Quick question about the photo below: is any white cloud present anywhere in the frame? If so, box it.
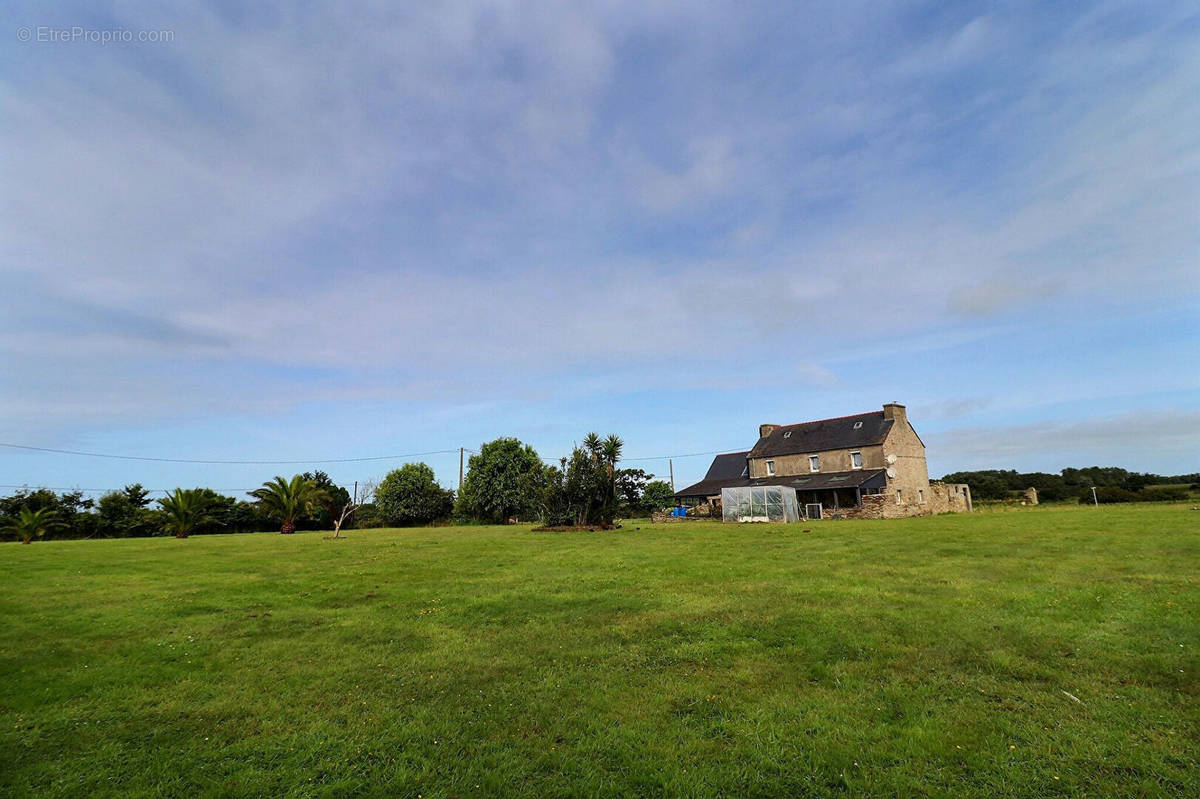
[1,0,1196,445]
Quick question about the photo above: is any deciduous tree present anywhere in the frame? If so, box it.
[376,464,453,526]
[456,438,545,523]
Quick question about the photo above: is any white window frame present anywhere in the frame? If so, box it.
[850,451,862,470]
[919,489,925,504]
[765,460,775,476]
[809,455,820,472]
[896,488,903,505]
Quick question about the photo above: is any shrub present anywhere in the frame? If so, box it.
[376,463,454,526]
[1141,485,1189,502]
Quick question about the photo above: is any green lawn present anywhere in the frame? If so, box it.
[2,505,1197,797]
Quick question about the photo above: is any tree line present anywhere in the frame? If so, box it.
[1,434,677,542]
[939,466,1199,504]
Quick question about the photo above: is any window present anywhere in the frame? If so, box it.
[809,455,819,472]
[783,431,792,438]
[919,489,925,503]
[853,420,863,429]
[765,460,775,476]
[850,451,862,469]
[896,489,903,504]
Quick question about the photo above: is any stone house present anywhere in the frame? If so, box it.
[674,403,972,519]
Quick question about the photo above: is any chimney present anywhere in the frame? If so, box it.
[759,423,778,439]
[882,402,906,422]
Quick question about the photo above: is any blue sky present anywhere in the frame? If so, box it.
[2,1,1197,498]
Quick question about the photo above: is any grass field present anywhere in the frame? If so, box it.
[2,505,1197,797]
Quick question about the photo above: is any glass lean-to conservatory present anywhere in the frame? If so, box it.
[721,485,801,523]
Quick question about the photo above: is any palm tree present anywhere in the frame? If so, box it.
[601,435,623,523]
[250,475,327,534]
[583,432,603,462]
[157,488,209,539]
[577,432,624,525]
[2,507,65,544]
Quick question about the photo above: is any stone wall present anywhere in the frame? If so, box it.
[749,445,884,478]
[926,481,973,514]
[879,412,930,513]
[823,481,972,520]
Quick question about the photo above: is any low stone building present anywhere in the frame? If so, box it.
[675,403,971,519]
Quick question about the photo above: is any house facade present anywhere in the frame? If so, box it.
[675,403,972,519]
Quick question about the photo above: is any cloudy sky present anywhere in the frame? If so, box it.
[2,1,1197,497]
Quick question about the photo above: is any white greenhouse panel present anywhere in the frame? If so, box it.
[721,485,800,523]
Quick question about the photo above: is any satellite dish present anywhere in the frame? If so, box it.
[886,454,897,465]
[886,467,897,479]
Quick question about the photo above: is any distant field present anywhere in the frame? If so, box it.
[2,505,1197,797]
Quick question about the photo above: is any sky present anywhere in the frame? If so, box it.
[2,0,1198,500]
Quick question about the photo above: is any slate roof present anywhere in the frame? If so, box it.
[675,467,887,498]
[674,451,748,498]
[748,411,893,459]
[703,451,750,481]
[747,469,887,492]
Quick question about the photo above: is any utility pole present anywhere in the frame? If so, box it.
[1091,486,1099,507]
[459,447,465,491]
[669,458,675,493]
[353,480,358,504]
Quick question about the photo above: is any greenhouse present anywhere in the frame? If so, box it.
[721,485,801,523]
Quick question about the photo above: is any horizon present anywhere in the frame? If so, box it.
[3,2,1197,499]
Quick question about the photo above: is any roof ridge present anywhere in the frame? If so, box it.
[774,410,881,429]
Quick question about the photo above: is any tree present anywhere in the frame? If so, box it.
[97,484,156,538]
[0,488,94,540]
[376,463,454,526]
[586,433,624,524]
[456,438,545,523]
[2,507,65,544]
[157,489,211,539]
[541,433,624,526]
[640,481,676,514]
[301,471,351,530]
[616,468,652,516]
[331,481,374,539]
[250,475,327,534]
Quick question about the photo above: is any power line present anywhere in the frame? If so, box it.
[622,449,744,462]
[0,442,460,465]
[0,439,736,466]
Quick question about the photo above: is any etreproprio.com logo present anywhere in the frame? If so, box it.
[17,26,175,44]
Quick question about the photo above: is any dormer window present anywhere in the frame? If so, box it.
[783,431,792,438]
[765,460,775,476]
[853,421,863,429]
[809,455,819,472]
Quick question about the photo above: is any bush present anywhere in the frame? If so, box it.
[1079,486,1142,504]
[1141,486,1189,502]
[375,463,455,526]
[1079,485,1189,504]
